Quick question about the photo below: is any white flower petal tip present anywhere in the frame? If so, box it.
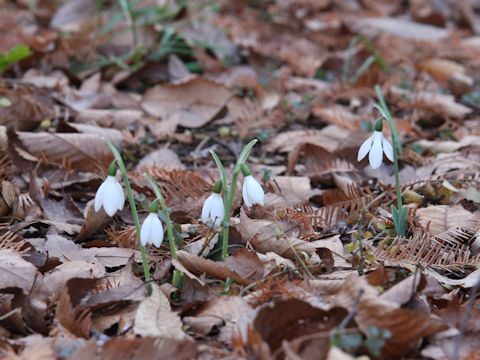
[242,175,264,208]
[94,176,125,217]
[140,213,164,247]
[357,131,394,169]
[201,193,225,228]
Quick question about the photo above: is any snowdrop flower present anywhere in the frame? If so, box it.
[357,120,394,169]
[241,165,264,207]
[94,162,125,216]
[201,181,225,227]
[140,201,164,247]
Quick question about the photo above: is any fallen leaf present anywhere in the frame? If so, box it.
[142,77,232,128]
[136,147,185,171]
[14,131,121,173]
[0,249,37,294]
[353,17,449,41]
[416,205,473,235]
[183,296,252,344]
[175,250,252,286]
[133,284,186,339]
[312,275,448,359]
[224,248,265,281]
[235,298,347,360]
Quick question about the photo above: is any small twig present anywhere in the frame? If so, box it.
[339,289,364,329]
[452,277,480,360]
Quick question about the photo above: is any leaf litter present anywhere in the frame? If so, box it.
[0,0,480,359]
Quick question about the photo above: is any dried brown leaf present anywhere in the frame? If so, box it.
[133,284,185,339]
[175,250,251,285]
[142,77,232,128]
[0,249,37,294]
[183,296,252,344]
[416,205,473,236]
[14,131,121,173]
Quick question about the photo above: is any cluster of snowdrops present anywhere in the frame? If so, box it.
[94,110,396,252]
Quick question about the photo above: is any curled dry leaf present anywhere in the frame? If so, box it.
[237,210,317,259]
[133,284,186,339]
[142,77,232,128]
[75,200,109,243]
[175,250,252,286]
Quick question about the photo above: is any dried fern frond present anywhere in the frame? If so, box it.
[375,215,480,276]
[146,168,213,202]
[0,231,30,254]
[0,154,11,181]
[280,186,372,229]
[106,225,136,249]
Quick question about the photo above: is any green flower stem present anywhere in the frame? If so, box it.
[374,85,407,235]
[210,150,231,260]
[145,173,183,289]
[106,141,152,296]
[210,139,258,260]
[145,174,176,259]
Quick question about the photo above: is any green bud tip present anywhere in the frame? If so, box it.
[241,164,251,177]
[149,199,159,213]
[107,161,117,176]
[374,119,383,132]
[212,180,222,194]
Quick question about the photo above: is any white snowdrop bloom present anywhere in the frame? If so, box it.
[357,130,394,170]
[94,175,125,216]
[242,175,264,208]
[201,192,225,227]
[140,212,164,247]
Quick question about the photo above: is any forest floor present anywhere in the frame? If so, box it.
[1,1,480,359]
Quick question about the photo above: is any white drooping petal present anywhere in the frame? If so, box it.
[210,194,225,227]
[140,213,164,247]
[243,175,264,207]
[201,194,214,224]
[242,180,252,208]
[94,179,108,212]
[357,134,374,161]
[94,176,124,216]
[115,180,125,211]
[382,135,394,162]
[369,132,384,169]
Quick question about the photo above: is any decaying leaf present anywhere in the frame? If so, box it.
[0,249,37,294]
[14,131,121,173]
[133,284,185,339]
[234,298,347,360]
[142,77,232,128]
[183,296,252,344]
